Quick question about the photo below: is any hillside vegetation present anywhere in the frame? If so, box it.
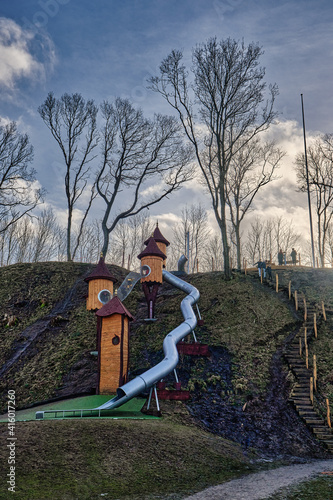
[0,262,332,499]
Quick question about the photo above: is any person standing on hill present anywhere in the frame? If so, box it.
[291,248,297,265]
[254,259,262,277]
[278,249,284,266]
[266,264,272,281]
[261,260,266,278]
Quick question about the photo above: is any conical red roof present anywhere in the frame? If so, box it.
[144,223,170,246]
[138,237,166,260]
[84,256,117,283]
[96,295,134,319]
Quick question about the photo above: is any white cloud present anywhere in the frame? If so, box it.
[0,17,55,89]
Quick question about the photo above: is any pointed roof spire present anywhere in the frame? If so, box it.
[138,237,167,260]
[144,222,170,247]
[84,255,117,283]
[96,295,134,319]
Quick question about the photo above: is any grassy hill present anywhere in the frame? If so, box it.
[0,262,332,499]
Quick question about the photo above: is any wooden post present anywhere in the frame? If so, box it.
[288,281,291,300]
[322,301,327,321]
[305,340,309,369]
[294,290,298,311]
[299,336,302,357]
[314,313,317,338]
[313,354,317,391]
[196,258,199,273]
[303,297,307,321]
[276,273,279,293]
[327,398,331,428]
[310,377,314,404]
[260,270,263,284]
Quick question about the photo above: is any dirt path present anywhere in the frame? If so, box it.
[184,459,333,499]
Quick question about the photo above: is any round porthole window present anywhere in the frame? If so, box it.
[112,335,120,346]
[98,289,112,305]
[141,264,151,278]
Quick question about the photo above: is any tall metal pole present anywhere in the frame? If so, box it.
[186,230,190,273]
[301,94,316,268]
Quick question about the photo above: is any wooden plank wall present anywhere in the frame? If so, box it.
[99,314,129,394]
[156,242,167,263]
[86,278,114,310]
[141,256,163,283]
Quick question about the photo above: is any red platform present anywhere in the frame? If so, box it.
[177,342,210,356]
[155,389,191,400]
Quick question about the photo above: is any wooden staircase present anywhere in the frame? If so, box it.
[245,269,333,453]
[284,302,333,452]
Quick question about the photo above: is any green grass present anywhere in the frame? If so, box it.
[267,475,333,499]
[0,396,158,421]
[0,263,332,499]
[0,416,252,500]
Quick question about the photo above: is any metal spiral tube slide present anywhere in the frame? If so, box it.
[35,270,199,418]
[95,270,199,411]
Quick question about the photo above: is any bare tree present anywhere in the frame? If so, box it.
[149,37,278,278]
[201,234,224,272]
[38,92,99,261]
[172,204,211,272]
[97,98,193,256]
[31,208,60,262]
[226,139,284,269]
[327,223,333,266]
[295,136,333,267]
[245,216,301,265]
[109,212,154,269]
[0,121,43,233]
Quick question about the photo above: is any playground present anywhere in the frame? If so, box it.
[0,229,333,499]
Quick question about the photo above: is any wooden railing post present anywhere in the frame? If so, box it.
[313,354,317,391]
[305,340,309,369]
[288,281,291,300]
[276,273,279,293]
[327,399,331,428]
[322,301,327,321]
[314,313,317,338]
[303,297,307,321]
[294,290,298,311]
[310,377,313,404]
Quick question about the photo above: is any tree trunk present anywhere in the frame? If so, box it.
[236,224,241,270]
[220,185,231,279]
[66,207,72,261]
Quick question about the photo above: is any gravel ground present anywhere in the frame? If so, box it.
[184,459,333,500]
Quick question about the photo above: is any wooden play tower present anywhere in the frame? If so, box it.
[138,236,166,320]
[144,222,170,267]
[96,296,134,394]
[84,255,117,310]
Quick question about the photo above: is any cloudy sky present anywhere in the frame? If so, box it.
[1,0,333,256]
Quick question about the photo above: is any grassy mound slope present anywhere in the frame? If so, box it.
[0,263,332,499]
[0,407,252,500]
